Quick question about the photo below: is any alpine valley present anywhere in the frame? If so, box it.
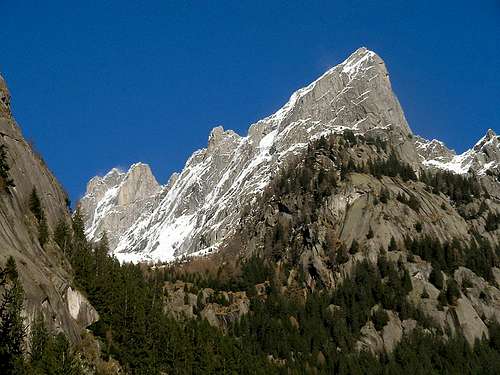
[1,48,500,374]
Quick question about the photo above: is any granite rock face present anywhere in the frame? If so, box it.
[80,48,499,263]
[82,48,414,261]
[80,163,160,250]
[0,73,98,342]
[162,280,250,330]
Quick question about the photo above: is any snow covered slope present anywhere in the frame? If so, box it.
[415,129,500,175]
[80,47,498,262]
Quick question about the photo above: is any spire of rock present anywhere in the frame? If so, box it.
[79,162,160,249]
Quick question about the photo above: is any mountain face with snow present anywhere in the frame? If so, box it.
[415,129,500,176]
[80,48,499,263]
[80,163,160,250]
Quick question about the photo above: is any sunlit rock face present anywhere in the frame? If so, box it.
[80,162,160,250]
[0,72,95,342]
[80,48,499,263]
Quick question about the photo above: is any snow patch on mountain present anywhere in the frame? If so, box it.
[415,129,499,175]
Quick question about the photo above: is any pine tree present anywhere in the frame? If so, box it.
[367,227,374,239]
[437,291,448,309]
[446,279,460,305]
[0,144,15,192]
[54,218,71,254]
[4,256,18,280]
[388,236,398,252]
[0,257,26,374]
[380,188,390,204]
[38,216,49,247]
[28,187,49,247]
[28,314,82,374]
[372,308,389,331]
[421,288,429,299]
[336,245,349,264]
[29,188,43,222]
[485,212,499,232]
[414,222,422,233]
[29,313,49,365]
[402,268,412,293]
[429,266,444,290]
[72,207,87,246]
[349,239,360,254]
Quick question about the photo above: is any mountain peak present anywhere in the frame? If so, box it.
[473,128,499,152]
[207,126,241,151]
[80,162,160,249]
[486,128,497,138]
[340,47,378,79]
[128,162,155,177]
[257,47,411,142]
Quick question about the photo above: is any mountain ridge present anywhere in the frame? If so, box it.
[79,47,499,263]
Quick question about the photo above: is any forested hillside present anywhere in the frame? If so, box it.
[47,210,500,374]
[6,130,500,374]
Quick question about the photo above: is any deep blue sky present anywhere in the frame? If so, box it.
[1,1,499,203]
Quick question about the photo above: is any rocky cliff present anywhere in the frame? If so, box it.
[80,163,160,250]
[80,48,499,263]
[0,74,98,342]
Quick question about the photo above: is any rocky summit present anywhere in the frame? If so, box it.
[80,163,160,251]
[80,48,500,263]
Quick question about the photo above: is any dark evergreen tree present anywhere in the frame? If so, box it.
[27,314,82,374]
[367,227,374,239]
[0,144,15,192]
[414,222,423,233]
[54,218,71,255]
[0,257,26,374]
[38,216,49,247]
[29,188,43,222]
[380,188,390,204]
[421,288,430,299]
[429,266,444,290]
[349,239,360,254]
[446,278,461,305]
[29,313,49,366]
[28,187,49,247]
[388,236,398,252]
[343,129,356,145]
[372,308,389,331]
[485,212,499,232]
[336,244,349,264]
